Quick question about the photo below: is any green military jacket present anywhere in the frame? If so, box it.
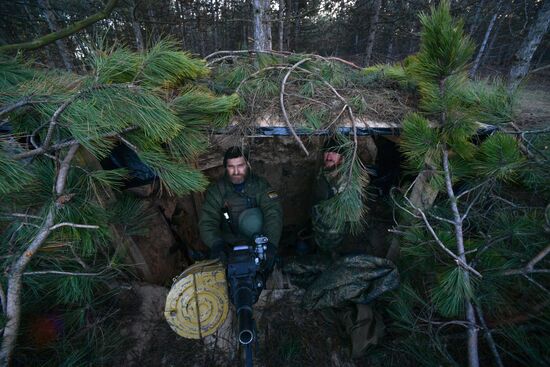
[199,173,283,248]
[311,169,348,250]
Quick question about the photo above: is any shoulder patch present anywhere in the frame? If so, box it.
[267,190,279,199]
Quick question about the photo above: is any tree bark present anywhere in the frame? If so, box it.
[442,149,479,367]
[470,1,502,78]
[480,18,502,66]
[468,0,486,36]
[252,0,272,51]
[131,0,145,52]
[278,0,285,51]
[364,0,382,66]
[508,0,550,91]
[0,0,119,53]
[36,0,74,71]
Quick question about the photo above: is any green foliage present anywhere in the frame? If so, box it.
[1,39,239,366]
[316,135,370,234]
[431,267,475,317]
[475,133,525,181]
[460,78,516,125]
[139,39,209,88]
[109,194,154,237]
[138,151,208,195]
[91,39,209,88]
[387,3,545,366]
[400,113,440,169]
[91,47,141,84]
[172,89,240,128]
[302,107,328,130]
[414,0,474,80]
[0,150,34,194]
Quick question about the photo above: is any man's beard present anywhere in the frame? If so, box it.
[229,171,247,184]
[323,160,339,172]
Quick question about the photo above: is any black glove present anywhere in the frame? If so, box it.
[210,241,228,265]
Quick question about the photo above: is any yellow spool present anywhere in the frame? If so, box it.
[164,259,229,339]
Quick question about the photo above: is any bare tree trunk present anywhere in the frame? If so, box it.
[470,1,502,78]
[468,0,486,35]
[480,18,502,67]
[278,0,284,51]
[364,0,382,66]
[508,0,550,91]
[252,0,272,51]
[37,0,74,71]
[131,0,144,52]
[386,33,394,62]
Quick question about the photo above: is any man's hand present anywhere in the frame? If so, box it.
[210,241,228,265]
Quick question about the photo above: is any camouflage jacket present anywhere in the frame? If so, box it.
[199,173,283,248]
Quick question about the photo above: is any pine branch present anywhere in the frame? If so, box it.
[0,282,5,315]
[23,270,105,277]
[0,144,79,365]
[49,222,100,231]
[55,144,79,195]
[12,126,138,160]
[1,213,43,220]
[400,192,482,278]
[522,274,550,296]
[501,244,550,276]
[0,97,32,117]
[474,305,504,367]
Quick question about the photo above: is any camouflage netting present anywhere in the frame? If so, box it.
[206,52,416,133]
[283,254,400,309]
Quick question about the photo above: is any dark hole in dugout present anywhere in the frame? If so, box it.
[98,134,404,284]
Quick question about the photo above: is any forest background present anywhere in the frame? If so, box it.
[1,0,549,76]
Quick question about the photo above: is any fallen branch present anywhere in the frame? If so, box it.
[23,270,105,277]
[12,126,138,160]
[502,244,550,276]
[49,222,100,231]
[42,94,81,150]
[475,305,504,367]
[402,194,482,278]
[0,283,5,315]
[0,144,79,365]
[280,58,311,156]
[0,98,32,118]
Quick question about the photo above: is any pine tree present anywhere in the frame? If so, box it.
[371,2,549,366]
[0,40,239,365]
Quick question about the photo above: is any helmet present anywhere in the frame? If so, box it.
[238,207,263,238]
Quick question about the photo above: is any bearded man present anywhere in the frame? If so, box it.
[311,138,348,253]
[199,146,282,270]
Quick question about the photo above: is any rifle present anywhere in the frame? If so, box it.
[226,235,269,367]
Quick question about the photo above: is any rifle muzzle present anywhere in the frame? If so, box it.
[238,308,254,344]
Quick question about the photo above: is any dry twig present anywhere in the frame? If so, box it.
[280,58,311,156]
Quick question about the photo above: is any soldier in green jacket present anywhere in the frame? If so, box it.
[311,138,348,253]
[199,146,283,269]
